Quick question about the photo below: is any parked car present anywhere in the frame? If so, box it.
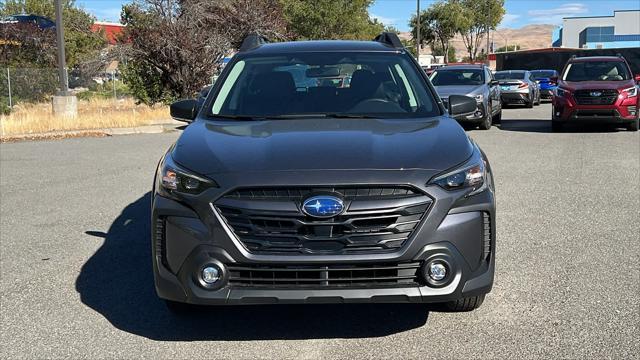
[0,14,55,29]
[430,64,502,129]
[157,33,496,313]
[552,55,639,132]
[494,70,540,108]
[530,69,559,101]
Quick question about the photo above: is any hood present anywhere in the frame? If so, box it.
[434,85,483,98]
[172,117,473,176]
[560,80,635,91]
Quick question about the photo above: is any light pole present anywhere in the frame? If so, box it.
[416,0,420,62]
[52,0,77,117]
[495,30,508,52]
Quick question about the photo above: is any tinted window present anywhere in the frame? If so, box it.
[531,70,557,79]
[210,52,438,119]
[563,61,631,81]
[430,69,484,86]
[494,71,525,80]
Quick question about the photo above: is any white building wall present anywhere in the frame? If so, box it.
[614,11,640,35]
[561,16,615,48]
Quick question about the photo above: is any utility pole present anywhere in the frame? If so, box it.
[486,0,491,65]
[52,0,77,117]
[55,0,68,94]
[416,0,420,62]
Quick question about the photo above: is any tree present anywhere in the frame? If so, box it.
[121,0,290,104]
[431,43,456,63]
[0,0,105,67]
[457,0,505,61]
[281,0,383,40]
[410,1,464,63]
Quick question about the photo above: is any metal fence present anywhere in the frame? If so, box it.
[1,67,127,113]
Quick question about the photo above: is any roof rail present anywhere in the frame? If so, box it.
[239,33,269,52]
[373,32,404,49]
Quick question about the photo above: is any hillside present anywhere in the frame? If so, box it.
[399,24,556,60]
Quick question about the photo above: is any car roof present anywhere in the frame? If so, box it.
[242,40,403,54]
[495,70,527,73]
[569,56,626,62]
[531,69,557,72]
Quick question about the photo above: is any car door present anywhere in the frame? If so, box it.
[486,68,499,112]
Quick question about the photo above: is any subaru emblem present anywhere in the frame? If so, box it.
[302,195,344,218]
[590,91,602,97]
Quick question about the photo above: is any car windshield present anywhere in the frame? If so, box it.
[563,61,631,81]
[430,69,484,86]
[209,52,438,119]
[494,71,525,80]
[531,71,556,79]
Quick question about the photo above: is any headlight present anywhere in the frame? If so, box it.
[429,145,487,196]
[473,94,483,103]
[157,153,217,196]
[623,86,637,98]
[556,88,569,97]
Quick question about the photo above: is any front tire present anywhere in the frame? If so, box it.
[478,105,492,130]
[445,295,485,312]
[534,91,541,106]
[526,94,534,108]
[492,109,502,124]
[628,119,639,131]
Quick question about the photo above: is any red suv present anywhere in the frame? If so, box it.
[552,56,640,132]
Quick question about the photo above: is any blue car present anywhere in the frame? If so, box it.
[530,70,559,101]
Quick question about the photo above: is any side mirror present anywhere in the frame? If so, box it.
[550,76,559,83]
[634,74,640,83]
[489,80,499,86]
[448,95,477,117]
[170,99,197,123]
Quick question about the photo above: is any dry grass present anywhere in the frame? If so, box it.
[0,98,169,137]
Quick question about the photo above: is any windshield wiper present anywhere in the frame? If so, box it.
[211,114,263,121]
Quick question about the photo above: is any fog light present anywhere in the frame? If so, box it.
[201,266,220,284]
[429,262,447,281]
[474,111,483,117]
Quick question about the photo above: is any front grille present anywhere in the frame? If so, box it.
[574,89,618,105]
[225,186,421,201]
[216,186,432,255]
[228,262,422,288]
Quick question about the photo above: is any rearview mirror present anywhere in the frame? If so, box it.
[306,67,340,78]
[448,95,477,117]
[170,99,197,123]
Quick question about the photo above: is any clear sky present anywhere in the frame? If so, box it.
[78,0,640,31]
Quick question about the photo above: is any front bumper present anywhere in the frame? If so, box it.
[553,95,638,123]
[152,171,496,305]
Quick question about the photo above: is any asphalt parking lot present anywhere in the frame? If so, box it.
[1,103,638,358]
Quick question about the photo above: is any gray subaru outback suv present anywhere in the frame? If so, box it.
[430,64,503,130]
[154,33,496,313]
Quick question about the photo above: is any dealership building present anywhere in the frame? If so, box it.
[552,10,640,49]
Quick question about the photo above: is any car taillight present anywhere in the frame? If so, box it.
[518,83,528,89]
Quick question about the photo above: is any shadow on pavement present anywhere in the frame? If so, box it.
[497,119,626,133]
[76,192,429,341]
